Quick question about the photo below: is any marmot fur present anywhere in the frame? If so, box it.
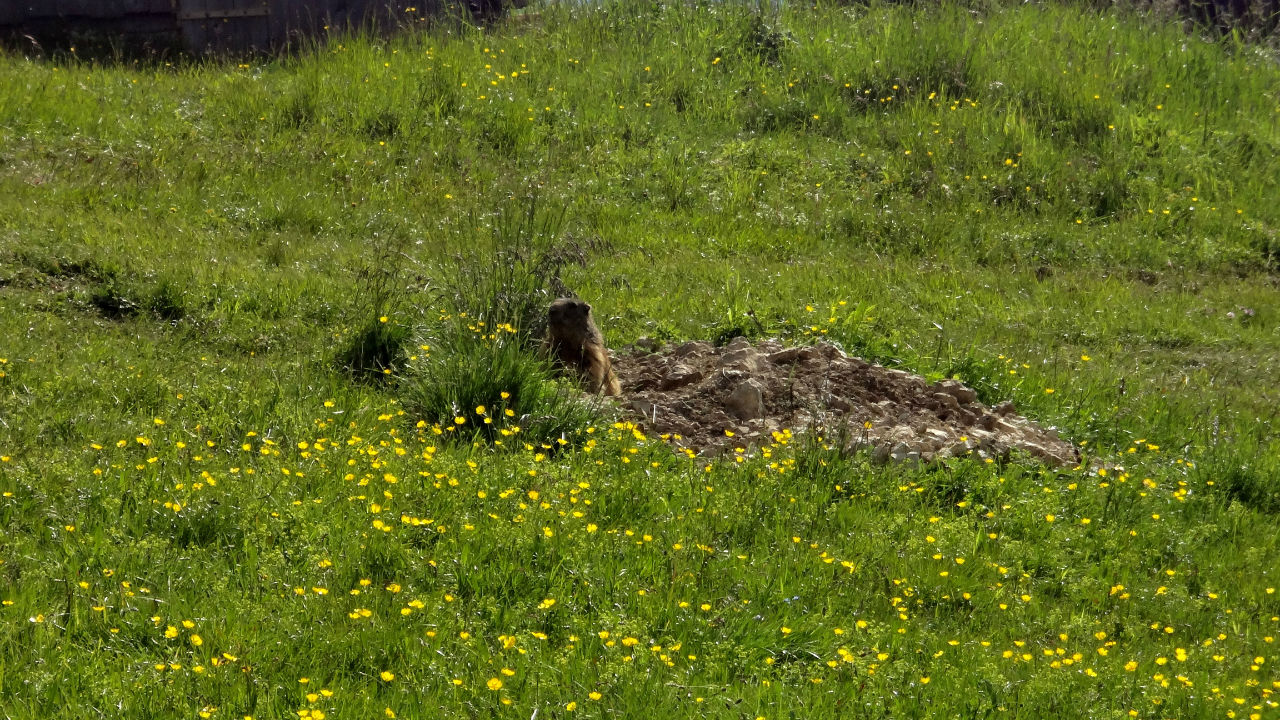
[545,297,621,396]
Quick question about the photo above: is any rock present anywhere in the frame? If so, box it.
[672,341,713,359]
[935,379,978,405]
[819,344,844,360]
[609,338,1079,468]
[848,437,876,454]
[796,347,820,362]
[888,425,915,444]
[1021,440,1078,466]
[719,347,760,372]
[1019,440,1056,464]
[770,344,841,366]
[798,346,836,364]
[931,393,961,412]
[767,347,803,364]
[660,363,702,390]
[726,379,766,420]
[630,399,656,419]
[993,418,1020,434]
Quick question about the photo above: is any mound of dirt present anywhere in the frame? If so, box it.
[612,337,1079,466]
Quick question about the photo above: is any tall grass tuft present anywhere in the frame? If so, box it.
[336,316,413,379]
[398,315,606,447]
[336,229,416,379]
[438,192,602,347]
[404,191,614,445]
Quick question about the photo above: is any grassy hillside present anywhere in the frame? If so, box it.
[1,2,1278,717]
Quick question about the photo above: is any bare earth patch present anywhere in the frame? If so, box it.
[612,337,1079,466]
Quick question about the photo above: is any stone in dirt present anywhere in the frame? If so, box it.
[660,363,702,390]
[726,379,766,419]
[612,338,1079,466]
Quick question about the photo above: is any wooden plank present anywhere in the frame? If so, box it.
[206,0,232,52]
[249,6,269,51]
[326,0,355,32]
[220,17,242,53]
[177,4,267,20]
[5,0,169,21]
[267,0,293,48]
[279,0,326,40]
[55,0,102,17]
[178,0,273,54]
[119,0,163,13]
[209,0,268,54]
[232,0,267,53]
[176,0,210,53]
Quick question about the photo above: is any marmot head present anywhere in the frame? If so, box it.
[548,297,591,325]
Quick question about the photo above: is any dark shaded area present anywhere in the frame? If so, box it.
[1064,0,1279,38]
[1165,0,1279,38]
[0,0,527,60]
[3,0,1275,62]
[335,316,412,379]
[1213,464,1280,513]
[0,15,184,62]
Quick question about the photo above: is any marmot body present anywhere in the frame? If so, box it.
[546,297,621,396]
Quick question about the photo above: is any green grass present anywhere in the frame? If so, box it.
[1,1,1279,717]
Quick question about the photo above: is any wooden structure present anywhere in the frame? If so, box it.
[0,0,470,55]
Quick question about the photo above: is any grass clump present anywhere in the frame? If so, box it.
[439,193,605,344]
[398,315,605,447]
[401,193,610,445]
[335,230,416,379]
[336,315,413,378]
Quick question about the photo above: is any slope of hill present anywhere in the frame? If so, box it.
[1,2,1278,717]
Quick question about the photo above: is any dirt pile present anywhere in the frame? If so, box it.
[612,337,1079,466]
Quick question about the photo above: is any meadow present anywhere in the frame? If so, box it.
[1,1,1278,717]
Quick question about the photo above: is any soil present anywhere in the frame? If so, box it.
[611,337,1079,466]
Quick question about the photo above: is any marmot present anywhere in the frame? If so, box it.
[545,297,621,396]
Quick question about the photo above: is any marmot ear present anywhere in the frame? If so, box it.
[581,301,592,314]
